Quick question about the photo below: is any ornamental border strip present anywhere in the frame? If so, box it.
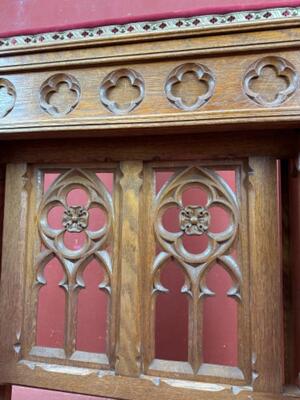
[0,6,300,51]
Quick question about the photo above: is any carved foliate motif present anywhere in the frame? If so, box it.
[243,56,299,107]
[153,166,241,299]
[40,73,81,117]
[100,68,145,114]
[180,205,210,235]
[165,63,216,111]
[63,206,89,233]
[0,78,16,118]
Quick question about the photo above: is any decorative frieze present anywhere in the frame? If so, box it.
[0,7,299,51]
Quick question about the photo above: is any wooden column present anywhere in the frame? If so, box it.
[0,164,29,380]
[248,157,283,393]
[115,161,143,377]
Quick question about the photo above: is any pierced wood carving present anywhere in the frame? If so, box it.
[154,167,241,298]
[243,56,299,107]
[150,166,242,375]
[164,63,216,111]
[63,206,89,233]
[40,73,81,117]
[100,69,145,115]
[0,78,16,118]
[180,205,210,235]
[36,169,113,359]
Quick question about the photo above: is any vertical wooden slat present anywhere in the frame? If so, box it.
[248,157,283,393]
[190,287,201,373]
[115,161,143,377]
[65,286,78,358]
[142,165,155,371]
[0,164,29,380]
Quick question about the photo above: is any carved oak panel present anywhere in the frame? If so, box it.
[142,161,251,385]
[0,156,284,399]
[25,167,116,367]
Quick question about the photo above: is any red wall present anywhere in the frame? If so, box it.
[1,0,300,37]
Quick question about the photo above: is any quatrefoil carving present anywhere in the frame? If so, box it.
[100,69,145,115]
[165,63,216,111]
[153,166,241,299]
[0,78,16,118]
[243,56,299,107]
[38,169,113,265]
[40,73,81,117]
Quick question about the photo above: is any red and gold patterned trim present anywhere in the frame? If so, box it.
[0,6,299,52]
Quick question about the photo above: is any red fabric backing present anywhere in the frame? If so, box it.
[1,0,300,37]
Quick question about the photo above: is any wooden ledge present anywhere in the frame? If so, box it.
[0,12,300,141]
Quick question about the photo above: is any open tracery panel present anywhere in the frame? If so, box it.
[0,155,283,400]
[142,161,251,384]
[2,164,120,373]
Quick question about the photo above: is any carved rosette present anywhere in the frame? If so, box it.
[100,68,145,115]
[0,78,16,118]
[153,167,241,299]
[37,169,113,290]
[180,205,210,235]
[40,73,81,117]
[63,206,89,233]
[164,63,216,111]
[243,56,299,107]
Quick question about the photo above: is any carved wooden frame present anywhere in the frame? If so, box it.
[0,12,299,400]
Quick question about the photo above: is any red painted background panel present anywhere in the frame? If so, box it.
[1,0,300,37]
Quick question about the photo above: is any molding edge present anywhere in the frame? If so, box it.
[1,6,300,53]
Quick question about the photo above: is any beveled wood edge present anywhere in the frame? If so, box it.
[2,30,300,73]
[0,6,300,55]
[0,113,300,140]
[0,131,297,161]
[0,361,299,400]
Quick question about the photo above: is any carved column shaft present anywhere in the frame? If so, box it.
[115,161,143,376]
[248,157,283,392]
